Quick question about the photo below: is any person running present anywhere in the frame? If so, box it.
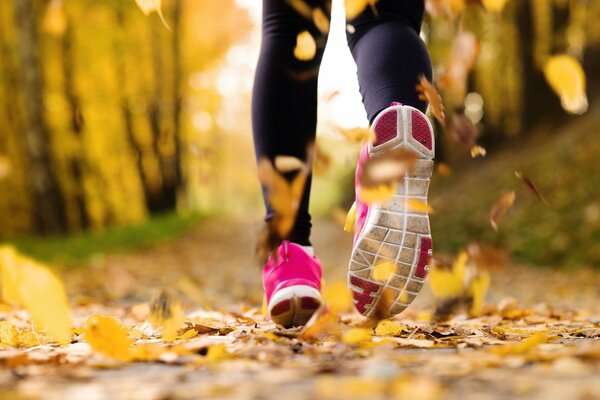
[253,0,435,327]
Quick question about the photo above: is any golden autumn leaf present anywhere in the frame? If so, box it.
[372,261,396,282]
[428,252,467,299]
[85,314,133,361]
[491,331,549,356]
[337,127,372,143]
[470,145,487,158]
[0,321,18,347]
[312,8,330,34]
[344,202,357,232]
[490,191,516,231]
[358,182,396,204]
[299,313,341,342]
[416,75,445,125]
[406,198,434,214]
[345,0,379,19]
[294,31,317,61]
[482,0,509,12]
[286,0,312,19]
[42,0,67,37]
[543,54,588,114]
[0,246,73,345]
[149,291,186,342]
[374,320,409,337]
[342,327,372,345]
[323,281,353,314]
[134,0,171,30]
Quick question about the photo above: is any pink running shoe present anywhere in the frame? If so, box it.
[349,103,435,317]
[263,241,323,327]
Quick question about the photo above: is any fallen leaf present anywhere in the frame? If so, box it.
[374,320,409,337]
[490,191,516,231]
[342,328,372,345]
[84,314,133,361]
[491,331,549,356]
[294,31,317,61]
[0,322,18,347]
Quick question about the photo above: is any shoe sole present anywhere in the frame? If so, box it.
[348,105,435,318]
[268,285,322,327]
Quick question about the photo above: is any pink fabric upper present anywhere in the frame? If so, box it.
[262,241,322,303]
[354,145,370,244]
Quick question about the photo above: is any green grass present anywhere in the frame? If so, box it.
[430,107,600,268]
[4,212,203,267]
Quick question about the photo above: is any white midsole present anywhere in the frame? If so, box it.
[268,285,322,315]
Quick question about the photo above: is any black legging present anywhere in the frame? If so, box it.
[252,0,432,246]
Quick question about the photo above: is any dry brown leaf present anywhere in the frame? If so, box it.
[515,171,549,206]
[490,191,516,231]
[416,75,445,125]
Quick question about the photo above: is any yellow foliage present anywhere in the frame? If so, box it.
[372,261,396,282]
[406,199,434,214]
[374,320,409,337]
[543,55,588,114]
[323,281,353,314]
[0,246,73,345]
[84,314,133,362]
[342,327,372,345]
[491,331,549,356]
[205,343,230,363]
[358,182,396,204]
[344,202,356,232]
[428,251,467,299]
[294,31,317,61]
[0,321,18,347]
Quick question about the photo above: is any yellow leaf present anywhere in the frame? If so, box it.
[294,31,317,61]
[206,343,229,363]
[312,8,330,34]
[130,342,166,361]
[85,314,133,361]
[342,327,372,345]
[358,182,396,204]
[323,281,352,314]
[345,0,378,19]
[0,321,18,347]
[543,55,588,114]
[134,0,171,30]
[372,261,396,282]
[406,198,434,214]
[274,155,305,173]
[374,320,408,337]
[428,251,467,298]
[0,246,72,345]
[482,0,509,12]
[337,127,371,143]
[492,331,549,356]
[149,291,186,342]
[17,330,40,348]
[344,202,357,232]
[468,271,490,316]
[470,145,487,158]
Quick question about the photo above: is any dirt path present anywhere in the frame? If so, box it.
[3,217,600,400]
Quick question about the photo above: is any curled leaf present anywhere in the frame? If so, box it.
[490,191,516,231]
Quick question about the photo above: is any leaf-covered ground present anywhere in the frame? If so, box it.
[1,218,600,400]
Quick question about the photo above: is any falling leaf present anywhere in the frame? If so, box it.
[299,313,341,342]
[0,246,73,345]
[149,291,186,342]
[84,314,133,361]
[490,191,516,231]
[312,8,330,34]
[294,31,317,61]
[323,282,353,314]
[482,0,509,12]
[286,0,312,18]
[342,328,372,345]
[372,261,396,282]
[42,0,67,37]
[134,0,171,30]
[344,202,357,232]
[447,109,478,148]
[436,163,452,176]
[406,199,434,214]
[313,144,331,176]
[470,145,487,158]
[374,320,409,337]
[337,127,371,143]
[515,171,549,206]
[416,75,445,125]
[543,54,588,114]
[274,155,305,173]
[428,252,467,299]
[467,271,490,316]
[358,148,417,188]
[345,0,379,19]
[358,182,397,204]
[363,287,396,326]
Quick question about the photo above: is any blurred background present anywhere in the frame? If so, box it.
[0,0,599,283]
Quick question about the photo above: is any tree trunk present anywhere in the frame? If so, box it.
[14,0,67,234]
